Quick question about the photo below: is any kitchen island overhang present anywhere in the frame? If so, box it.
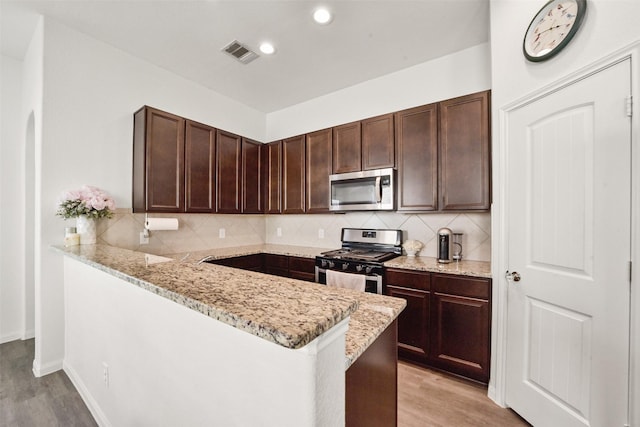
[53,244,405,426]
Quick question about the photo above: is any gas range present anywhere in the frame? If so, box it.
[315,228,403,293]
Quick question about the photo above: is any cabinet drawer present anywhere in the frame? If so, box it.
[263,254,289,269]
[289,256,315,273]
[385,268,430,291]
[431,274,490,300]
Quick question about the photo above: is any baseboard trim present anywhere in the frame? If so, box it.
[32,358,63,377]
[63,361,111,427]
[0,332,23,344]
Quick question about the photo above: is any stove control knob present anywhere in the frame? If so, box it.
[342,263,349,271]
[328,261,335,269]
[356,265,364,272]
[365,266,373,274]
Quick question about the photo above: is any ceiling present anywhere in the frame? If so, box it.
[1,0,490,113]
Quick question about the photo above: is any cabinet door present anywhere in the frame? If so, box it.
[362,113,395,170]
[387,285,430,364]
[261,141,282,214]
[395,103,438,211]
[282,135,306,214]
[216,130,242,213]
[430,274,491,383]
[289,256,316,282]
[439,90,491,211]
[133,106,185,212]
[185,120,215,213]
[305,128,332,213]
[332,121,361,174]
[242,139,262,213]
[264,253,289,277]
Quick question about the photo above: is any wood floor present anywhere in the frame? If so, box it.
[1,339,529,426]
[398,361,530,427]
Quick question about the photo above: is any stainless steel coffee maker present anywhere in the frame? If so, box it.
[437,228,453,263]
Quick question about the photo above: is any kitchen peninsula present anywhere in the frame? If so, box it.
[53,244,405,427]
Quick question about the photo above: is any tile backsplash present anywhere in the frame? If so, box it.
[96,209,490,261]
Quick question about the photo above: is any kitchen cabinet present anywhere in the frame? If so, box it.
[396,91,490,212]
[216,130,242,214]
[185,120,216,213]
[332,121,361,174]
[395,103,439,211]
[288,256,316,282]
[385,268,491,383]
[242,139,262,213]
[207,254,264,272]
[305,128,332,213]
[385,268,430,364]
[429,274,491,383]
[361,113,395,170]
[439,90,491,211]
[261,141,282,214]
[264,253,289,277]
[282,135,306,214]
[133,106,185,213]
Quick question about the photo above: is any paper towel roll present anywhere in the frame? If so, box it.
[145,218,179,231]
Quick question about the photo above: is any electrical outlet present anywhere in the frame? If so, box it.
[318,228,325,239]
[219,228,226,239]
[276,227,282,237]
[102,362,109,388]
[139,231,149,245]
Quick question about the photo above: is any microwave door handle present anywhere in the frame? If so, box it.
[375,176,382,203]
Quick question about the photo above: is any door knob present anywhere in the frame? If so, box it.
[506,271,521,282]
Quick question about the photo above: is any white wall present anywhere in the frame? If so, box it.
[266,43,491,141]
[29,17,267,373]
[489,1,640,422]
[0,55,25,342]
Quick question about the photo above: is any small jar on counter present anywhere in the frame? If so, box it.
[64,226,80,247]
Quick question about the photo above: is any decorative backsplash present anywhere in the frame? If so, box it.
[95,209,490,261]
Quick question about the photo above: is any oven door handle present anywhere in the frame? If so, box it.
[315,267,383,294]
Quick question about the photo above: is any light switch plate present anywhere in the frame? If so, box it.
[318,229,325,239]
[277,227,282,237]
[219,228,226,238]
[139,231,149,245]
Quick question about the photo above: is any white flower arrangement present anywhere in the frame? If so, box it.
[56,185,116,219]
[402,239,424,256]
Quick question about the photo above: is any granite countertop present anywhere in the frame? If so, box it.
[384,256,492,278]
[170,244,332,264]
[53,244,406,369]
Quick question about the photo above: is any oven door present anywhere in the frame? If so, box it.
[315,267,382,294]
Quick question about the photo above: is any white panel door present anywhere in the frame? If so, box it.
[506,59,631,426]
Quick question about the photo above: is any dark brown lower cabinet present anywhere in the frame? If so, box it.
[205,254,263,272]
[263,253,289,277]
[429,274,491,383]
[385,268,491,383]
[288,256,316,282]
[346,319,397,427]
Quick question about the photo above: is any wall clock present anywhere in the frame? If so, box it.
[523,0,587,62]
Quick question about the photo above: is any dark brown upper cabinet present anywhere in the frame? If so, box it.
[395,103,439,211]
[242,139,262,214]
[361,113,395,170]
[216,130,242,214]
[133,106,185,213]
[305,128,332,213]
[185,120,216,213]
[282,135,306,214]
[261,141,282,214]
[439,91,491,211]
[332,121,361,174]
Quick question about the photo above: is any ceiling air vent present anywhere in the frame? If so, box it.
[222,40,259,64]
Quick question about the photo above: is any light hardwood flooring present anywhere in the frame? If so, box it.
[398,361,530,427]
[1,339,529,426]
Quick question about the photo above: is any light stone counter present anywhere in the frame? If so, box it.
[53,244,405,369]
[169,244,332,263]
[384,256,491,278]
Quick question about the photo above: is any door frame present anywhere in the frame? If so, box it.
[490,41,640,426]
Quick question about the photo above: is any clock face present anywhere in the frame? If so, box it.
[523,0,586,62]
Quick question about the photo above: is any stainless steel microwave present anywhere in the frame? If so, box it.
[329,168,395,211]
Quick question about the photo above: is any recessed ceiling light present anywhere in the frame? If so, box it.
[313,7,332,25]
[259,42,275,55]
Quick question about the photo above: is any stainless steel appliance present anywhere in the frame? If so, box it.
[437,227,453,263]
[315,228,403,294]
[452,232,463,261]
[329,168,395,212]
